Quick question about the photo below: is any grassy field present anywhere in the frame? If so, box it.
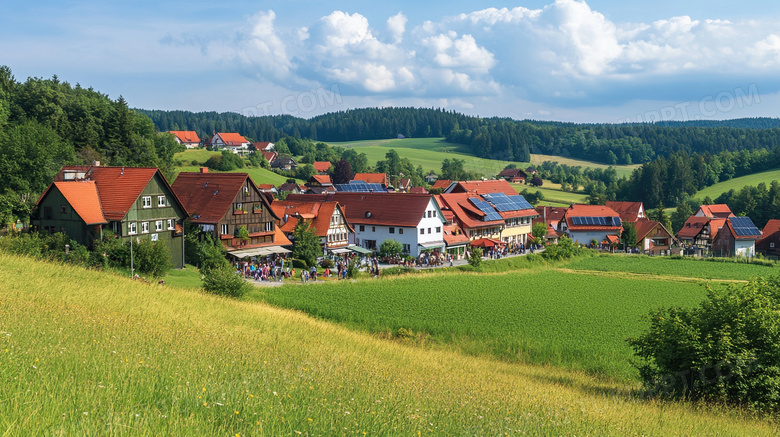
[512,183,588,205]
[696,168,780,200]
[2,253,777,435]
[251,267,709,381]
[566,254,779,281]
[327,137,640,178]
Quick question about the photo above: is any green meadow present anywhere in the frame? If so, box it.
[696,168,780,200]
[2,252,778,435]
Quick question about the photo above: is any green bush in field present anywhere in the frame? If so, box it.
[468,247,483,267]
[629,277,780,413]
[202,262,247,298]
[542,236,581,261]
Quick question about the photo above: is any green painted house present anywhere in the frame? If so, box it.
[35,165,189,268]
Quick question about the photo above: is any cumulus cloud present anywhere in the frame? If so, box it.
[226,1,780,105]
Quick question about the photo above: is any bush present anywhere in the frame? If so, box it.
[468,247,483,267]
[132,239,172,278]
[382,266,419,276]
[202,263,247,298]
[319,258,333,269]
[541,236,584,261]
[291,258,308,269]
[628,277,780,412]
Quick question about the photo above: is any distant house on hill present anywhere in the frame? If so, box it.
[210,133,251,155]
[353,173,389,188]
[445,180,517,196]
[270,156,298,171]
[695,204,734,219]
[252,141,275,152]
[278,182,304,195]
[312,161,332,174]
[431,179,452,191]
[496,168,527,183]
[261,151,278,166]
[169,131,201,148]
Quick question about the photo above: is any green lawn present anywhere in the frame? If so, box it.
[512,183,588,205]
[696,168,780,200]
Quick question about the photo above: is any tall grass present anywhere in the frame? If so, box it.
[1,253,776,435]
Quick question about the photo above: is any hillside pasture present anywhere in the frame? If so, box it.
[695,168,780,200]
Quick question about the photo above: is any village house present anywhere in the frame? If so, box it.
[558,204,623,247]
[430,179,452,191]
[252,141,275,152]
[710,216,761,257]
[305,174,336,194]
[692,219,727,254]
[496,168,528,183]
[444,179,518,196]
[171,169,290,259]
[270,156,298,171]
[605,201,645,223]
[533,206,566,244]
[278,182,304,195]
[261,151,278,166]
[312,161,332,174]
[36,164,188,268]
[168,130,201,148]
[290,193,446,257]
[756,219,780,257]
[435,193,505,243]
[256,184,278,195]
[695,204,734,219]
[209,133,251,155]
[634,219,676,255]
[271,199,353,256]
[353,173,389,188]
[677,216,710,247]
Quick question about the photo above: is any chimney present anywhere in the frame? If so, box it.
[91,160,100,167]
[200,167,209,173]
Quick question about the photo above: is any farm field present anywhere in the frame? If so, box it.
[696,168,780,200]
[565,254,778,282]
[251,268,708,381]
[172,149,301,186]
[511,183,588,205]
[3,253,777,435]
[327,137,640,178]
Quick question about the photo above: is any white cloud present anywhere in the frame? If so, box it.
[387,12,407,44]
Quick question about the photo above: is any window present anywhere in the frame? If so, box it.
[60,205,67,214]
[221,224,229,235]
[372,226,376,232]
[772,243,776,248]
[359,225,365,232]
[151,233,158,241]
[435,226,441,233]
[129,222,137,235]
[236,202,243,211]
[402,244,410,253]
[141,222,149,234]
[142,196,152,208]
[420,228,424,235]
[168,219,175,230]
[158,196,166,207]
[428,228,432,234]
[155,220,164,232]
[399,228,403,234]
[389,227,395,234]
[265,222,272,232]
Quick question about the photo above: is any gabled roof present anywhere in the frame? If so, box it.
[447,180,517,196]
[312,161,332,173]
[287,193,435,227]
[677,216,710,239]
[215,133,248,146]
[605,201,644,223]
[261,151,277,163]
[534,206,567,226]
[309,174,332,186]
[353,173,388,186]
[278,182,302,193]
[253,141,274,150]
[256,184,277,192]
[38,181,107,225]
[54,166,176,221]
[705,219,728,241]
[563,204,622,231]
[409,187,428,194]
[761,219,780,237]
[497,168,527,179]
[271,200,352,236]
[724,217,761,240]
[169,131,200,143]
[633,218,674,242]
[697,204,734,219]
[443,224,470,246]
[431,180,452,190]
[172,172,275,224]
[437,193,505,230]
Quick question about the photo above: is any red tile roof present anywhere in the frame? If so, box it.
[677,216,710,240]
[707,219,728,241]
[54,166,172,221]
[497,168,527,179]
[287,192,434,227]
[762,219,780,236]
[312,161,332,173]
[256,184,276,191]
[698,204,734,219]
[353,173,388,186]
[169,131,200,143]
[409,187,428,194]
[44,181,107,225]
[448,180,517,196]
[634,219,663,242]
[271,200,352,237]
[261,151,277,163]
[172,172,275,224]
[443,223,470,246]
[309,174,332,186]
[605,201,644,223]
[534,206,567,227]
[431,180,452,190]
[216,133,248,146]
[563,204,622,231]
[253,141,274,150]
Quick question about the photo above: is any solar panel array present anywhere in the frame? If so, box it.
[482,193,534,212]
[468,198,504,221]
[730,216,760,237]
[570,216,622,227]
[334,181,387,192]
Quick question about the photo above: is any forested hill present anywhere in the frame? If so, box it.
[141,107,780,166]
[655,117,780,129]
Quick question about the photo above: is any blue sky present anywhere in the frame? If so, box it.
[3,0,780,122]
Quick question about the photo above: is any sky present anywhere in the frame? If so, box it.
[3,0,780,123]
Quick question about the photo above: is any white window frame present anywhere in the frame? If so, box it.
[155,220,164,232]
[265,222,272,232]
[168,219,175,230]
[151,233,159,242]
[141,222,149,234]
[128,222,137,235]
[221,224,229,235]
[157,195,166,207]
[142,196,152,208]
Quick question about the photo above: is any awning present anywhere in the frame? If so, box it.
[329,247,352,254]
[603,235,620,245]
[418,240,445,249]
[347,245,373,254]
[227,245,291,258]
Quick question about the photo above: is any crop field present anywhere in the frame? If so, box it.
[565,254,779,282]
[6,254,779,434]
[696,168,780,200]
[252,269,708,381]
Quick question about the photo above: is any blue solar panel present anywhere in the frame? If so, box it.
[730,217,759,236]
[508,195,534,211]
[335,181,386,192]
[469,198,503,221]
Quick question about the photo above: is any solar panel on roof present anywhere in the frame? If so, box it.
[508,195,533,210]
[730,216,760,236]
[469,197,503,221]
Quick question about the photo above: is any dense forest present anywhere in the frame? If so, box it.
[141,107,780,166]
[0,66,182,224]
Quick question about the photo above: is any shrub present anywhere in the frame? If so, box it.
[628,277,780,412]
[132,239,172,278]
[291,258,308,269]
[379,239,402,258]
[319,258,334,269]
[468,247,483,267]
[381,266,419,276]
[202,263,247,298]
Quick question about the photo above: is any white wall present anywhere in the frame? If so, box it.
[351,198,446,257]
[566,230,620,245]
[734,240,755,257]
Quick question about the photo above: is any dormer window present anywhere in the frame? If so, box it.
[142,196,152,208]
